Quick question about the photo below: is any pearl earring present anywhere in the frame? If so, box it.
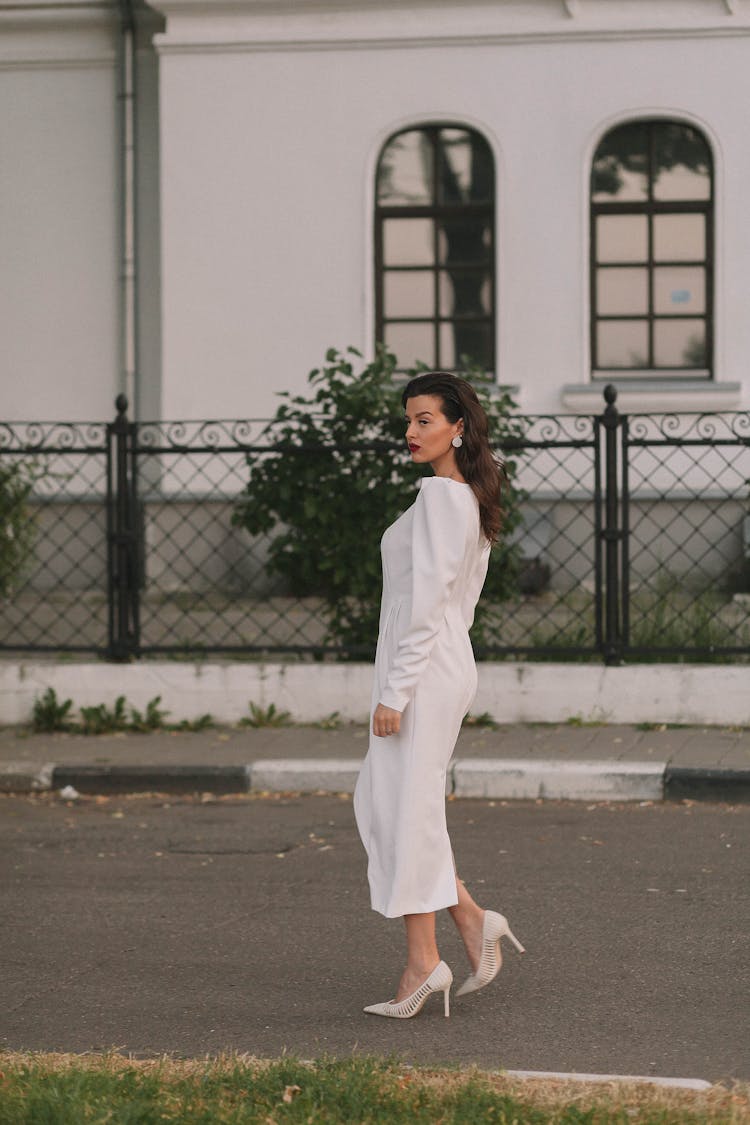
[452,434,463,448]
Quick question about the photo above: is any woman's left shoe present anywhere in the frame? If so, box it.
[456,910,525,997]
[363,960,453,1019]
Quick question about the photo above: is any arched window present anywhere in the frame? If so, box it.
[375,124,495,374]
[591,119,713,377]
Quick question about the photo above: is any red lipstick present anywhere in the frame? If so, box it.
[408,443,420,452]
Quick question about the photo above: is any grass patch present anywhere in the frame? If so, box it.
[0,1052,745,1125]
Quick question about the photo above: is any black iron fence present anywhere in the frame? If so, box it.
[1,389,749,662]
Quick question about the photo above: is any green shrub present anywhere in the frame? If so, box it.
[79,696,129,735]
[0,458,40,598]
[32,687,74,732]
[232,346,522,656]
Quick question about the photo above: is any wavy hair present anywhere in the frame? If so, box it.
[401,371,507,543]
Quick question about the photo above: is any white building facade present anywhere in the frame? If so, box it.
[2,0,750,423]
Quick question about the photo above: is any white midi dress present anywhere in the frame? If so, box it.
[353,475,491,919]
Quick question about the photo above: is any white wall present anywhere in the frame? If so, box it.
[3,1,750,424]
[0,15,120,421]
[151,0,750,419]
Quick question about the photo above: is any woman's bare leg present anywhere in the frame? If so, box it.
[394,912,440,1001]
[448,876,485,972]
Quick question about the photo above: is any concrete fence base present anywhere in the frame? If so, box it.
[1,660,749,728]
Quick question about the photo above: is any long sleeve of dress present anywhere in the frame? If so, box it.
[378,478,476,714]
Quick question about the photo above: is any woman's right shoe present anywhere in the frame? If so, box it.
[363,960,453,1019]
[456,910,525,997]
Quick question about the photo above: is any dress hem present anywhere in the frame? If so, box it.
[371,890,460,920]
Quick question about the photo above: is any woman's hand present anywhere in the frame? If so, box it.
[372,703,402,738]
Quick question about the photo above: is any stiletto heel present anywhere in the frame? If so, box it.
[456,910,525,998]
[506,926,525,954]
[364,960,453,1019]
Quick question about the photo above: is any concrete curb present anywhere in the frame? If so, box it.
[505,1070,713,1090]
[52,764,251,795]
[1,757,748,801]
[452,758,665,802]
[250,758,362,794]
[663,766,750,803]
[0,760,55,793]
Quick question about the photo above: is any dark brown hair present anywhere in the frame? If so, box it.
[401,371,507,543]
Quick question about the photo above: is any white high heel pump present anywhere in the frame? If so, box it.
[363,960,453,1019]
[456,910,525,997]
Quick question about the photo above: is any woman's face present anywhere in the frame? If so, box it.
[404,394,462,466]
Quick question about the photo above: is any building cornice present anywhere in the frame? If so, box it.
[144,0,750,55]
[0,1,163,67]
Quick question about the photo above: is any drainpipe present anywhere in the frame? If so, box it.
[117,0,138,415]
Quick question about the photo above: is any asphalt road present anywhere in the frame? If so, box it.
[1,792,748,1082]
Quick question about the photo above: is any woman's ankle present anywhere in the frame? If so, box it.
[406,953,440,977]
[449,901,483,930]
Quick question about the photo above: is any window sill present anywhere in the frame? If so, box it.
[561,378,742,413]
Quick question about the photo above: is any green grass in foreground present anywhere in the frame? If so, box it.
[0,1053,747,1125]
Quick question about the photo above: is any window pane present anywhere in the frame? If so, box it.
[384,271,434,318]
[592,121,649,201]
[653,267,705,315]
[439,321,492,369]
[597,321,649,368]
[653,123,711,201]
[383,218,434,266]
[596,215,648,263]
[377,130,433,205]
[438,219,491,265]
[653,214,705,261]
[439,270,492,317]
[438,129,493,204]
[654,319,706,366]
[596,268,648,315]
[385,322,434,368]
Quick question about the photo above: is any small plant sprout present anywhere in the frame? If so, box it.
[129,696,170,732]
[238,702,292,728]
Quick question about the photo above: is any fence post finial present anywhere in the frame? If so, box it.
[603,383,618,415]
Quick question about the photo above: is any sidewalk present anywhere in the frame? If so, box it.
[1,721,749,801]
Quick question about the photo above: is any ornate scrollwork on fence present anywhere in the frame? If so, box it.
[628,410,750,444]
[504,413,596,447]
[136,419,284,453]
[0,421,107,453]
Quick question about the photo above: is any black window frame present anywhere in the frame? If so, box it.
[375,123,496,375]
[590,118,714,379]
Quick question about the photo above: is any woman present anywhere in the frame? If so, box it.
[353,371,524,1020]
